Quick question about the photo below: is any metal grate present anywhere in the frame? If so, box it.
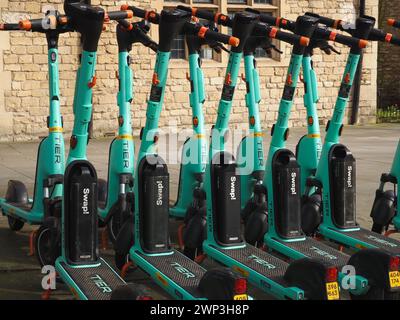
[59,258,125,300]
[136,250,205,297]
[274,237,349,267]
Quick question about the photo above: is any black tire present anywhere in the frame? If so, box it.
[350,287,399,300]
[115,252,130,271]
[35,225,60,267]
[371,222,385,234]
[7,216,24,231]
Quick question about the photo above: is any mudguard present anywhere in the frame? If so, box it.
[244,204,268,246]
[348,248,398,291]
[284,258,330,300]
[183,206,207,249]
[301,193,322,235]
[97,178,108,205]
[5,180,29,203]
[241,199,257,224]
[114,218,134,257]
[370,190,396,226]
[198,268,242,300]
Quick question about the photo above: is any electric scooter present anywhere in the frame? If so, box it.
[115,6,251,300]
[241,12,389,300]
[169,30,226,221]
[179,7,342,300]
[51,1,148,300]
[369,19,400,235]
[0,12,67,265]
[297,13,400,298]
[96,20,158,244]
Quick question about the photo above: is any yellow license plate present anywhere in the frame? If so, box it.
[389,271,400,288]
[326,282,340,300]
[234,294,248,300]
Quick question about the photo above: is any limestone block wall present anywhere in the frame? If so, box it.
[0,0,378,142]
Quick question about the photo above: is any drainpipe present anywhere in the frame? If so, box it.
[350,0,366,125]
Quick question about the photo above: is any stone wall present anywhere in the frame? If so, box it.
[377,0,400,108]
[0,0,378,142]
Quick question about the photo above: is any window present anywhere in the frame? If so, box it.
[163,0,279,61]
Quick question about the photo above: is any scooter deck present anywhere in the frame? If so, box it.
[323,226,400,255]
[269,236,349,267]
[206,244,289,286]
[134,249,205,298]
[57,258,126,300]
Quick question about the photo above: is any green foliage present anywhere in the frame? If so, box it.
[377,105,400,123]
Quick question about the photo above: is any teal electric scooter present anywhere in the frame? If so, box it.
[244,11,400,300]
[169,31,222,221]
[296,13,400,298]
[0,12,67,264]
[115,7,251,300]
[96,20,158,243]
[180,7,341,300]
[52,1,148,300]
[370,18,400,235]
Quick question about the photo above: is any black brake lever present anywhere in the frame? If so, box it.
[263,44,283,55]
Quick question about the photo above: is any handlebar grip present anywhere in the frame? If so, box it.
[19,16,57,31]
[0,23,20,30]
[197,26,239,47]
[269,27,310,46]
[105,10,134,22]
[120,5,160,24]
[388,19,400,29]
[386,33,400,46]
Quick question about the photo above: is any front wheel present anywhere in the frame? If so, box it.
[35,225,60,267]
[7,216,24,231]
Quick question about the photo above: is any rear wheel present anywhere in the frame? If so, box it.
[7,216,24,231]
[35,225,60,267]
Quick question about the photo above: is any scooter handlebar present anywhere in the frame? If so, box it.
[268,27,310,46]
[177,5,232,27]
[388,18,400,29]
[0,23,20,30]
[316,29,368,48]
[186,23,239,47]
[105,10,134,22]
[120,5,160,24]
[305,12,344,30]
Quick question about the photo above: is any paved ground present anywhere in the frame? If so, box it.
[0,123,399,300]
